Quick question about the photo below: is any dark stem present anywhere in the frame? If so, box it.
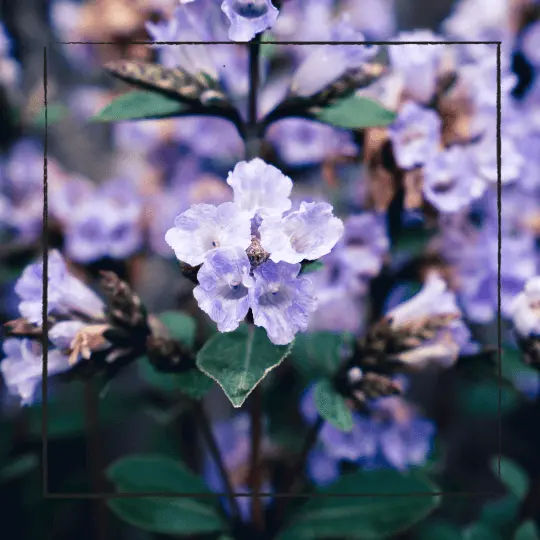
[273,416,324,530]
[84,380,108,540]
[194,401,242,521]
[246,35,262,158]
[249,385,265,531]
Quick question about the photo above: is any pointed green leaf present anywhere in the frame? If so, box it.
[515,520,540,540]
[92,90,188,122]
[314,378,353,431]
[291,331,350,379]
[279,469,441,539]
[490,456,529,500]
[315,95,396,129]
[107,454,224,535]
[107,454,210,494]
[196,325,291,407]
[137,358,213,400]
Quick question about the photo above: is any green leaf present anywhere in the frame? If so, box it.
[291,332,350,379]
[137,357,212,400]
[107,454,224,535]
[515,521,540,540]
[0,453,38,483]
[279,469,440,539]
[196,325,291,407]
[315,95,396,129]
[464,523,502,540]
[92,90,188,122]
[458,380,519,418]
[417,521,462,540]
[490,456,529,500]
[158,311,196,348]
[480,494,520,529]
[313,379,353,431]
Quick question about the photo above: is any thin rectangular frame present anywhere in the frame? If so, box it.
[41,39,504,498]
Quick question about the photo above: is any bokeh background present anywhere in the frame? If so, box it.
[0,0,539,539]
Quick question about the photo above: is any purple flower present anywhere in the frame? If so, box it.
[386,273,471,367]
[265,118,357,167]
[388,30,447,103]
[291,27,376,97]
[423,146,486,213]
[522,21,540,67]
[0,339,69,405]
[510,277,540,338]
[250,260,316,345]
[221,0,279,42]
[165,202,251,266]
[63,178,143,263]
[226,158,293,219]
[14,250,105,325]
[302,390,435,484]
[193,247,253,332]
[260,202,344,264]
[388,102,441,170]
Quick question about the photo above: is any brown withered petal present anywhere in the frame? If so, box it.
[4,318,42,338]
[68,324,110,366]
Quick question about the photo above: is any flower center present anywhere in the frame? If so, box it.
[232,0,268,18]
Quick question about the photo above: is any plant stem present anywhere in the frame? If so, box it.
[246,34,262,159]
[194,400,242,521]
[84,380,108,540]
[273,416,324,529]
[249,385,265,531]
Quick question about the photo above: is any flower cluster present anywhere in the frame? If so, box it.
[165,158,344,344]
[301,388,434,485]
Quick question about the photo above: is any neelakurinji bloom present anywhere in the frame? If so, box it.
[165,158,342,344]
[511,276,540,339]
[423,146,486,213]
[388,101,441,170]
[221,0,279,42]
[0,339,70,405]
[14,250,105,325]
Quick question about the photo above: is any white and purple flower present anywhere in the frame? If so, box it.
[388,101,441,170]
[221,0,279,42]
[166,158,343,344]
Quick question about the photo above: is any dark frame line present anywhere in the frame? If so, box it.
[41,40,503,499]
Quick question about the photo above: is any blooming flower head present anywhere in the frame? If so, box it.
[511,277,540,338]
[388,102,441,170]
[221,0,279,42]
[166,158,342,344]
[14,250,105,325]
[0,339,70,405]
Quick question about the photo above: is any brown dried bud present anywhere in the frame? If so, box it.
[518,336,540,369]
[4,318,43,338]
[146,335,195,372]
[350,372,402,407]
[99,271,147,329]
[246,236,270,267]
[180,262,201,284]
